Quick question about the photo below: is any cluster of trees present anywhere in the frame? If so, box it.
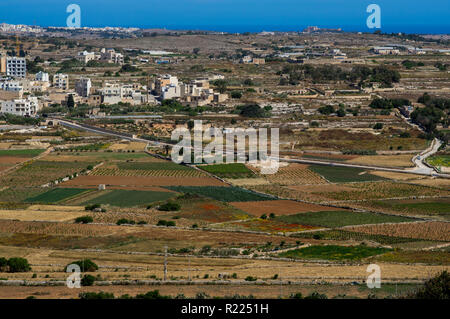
[158,202,181,211]
[412,93,449,136]
[0,257,31,273]
[234,104,271,118]
[0,114,40,125]
[369,98,410,109]
[402,60,424,69]
[279,65,400,86]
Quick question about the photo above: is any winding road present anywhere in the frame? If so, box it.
[55,118,450,179]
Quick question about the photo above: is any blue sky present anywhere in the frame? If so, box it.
[0,0,449,33]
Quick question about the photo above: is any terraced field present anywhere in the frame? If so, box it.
[198,163,257,179]
[279,245,391,261]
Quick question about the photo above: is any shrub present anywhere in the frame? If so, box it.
[137,221,147,225]
[373,123,383,130]
[7,258,31,273]
[75,216,93,224]
[158,202,181,211]
[135,290,170,299]
[157,220,176,227]
[407,271,450,299]
[81,274,96,286]
[66,259,98,272]
[245,276,257,282]
[117,218,135,225]
[85,204,101,211]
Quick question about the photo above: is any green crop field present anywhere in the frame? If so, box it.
[308,165,387,183]
[292,229,421,245]
[165,186,275,202]
[371,199,450,218]
[278,245,391,261]
[82,189,176,207]
[199,163,256,178]
[277,210,415,228]
[427,155,450,168]
[25,188,90,204]
[117,161,192,171]
[0,149,45,157]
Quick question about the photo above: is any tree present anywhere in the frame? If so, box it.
[81,274,96,286]
[193,48,200,55]
[407,271,450,299]
[7,257,31,273]
[212,79,228,93]
[373,123,383,130]
[318,105,335,115]
[158,202,181,211]
[67,94,75,109]
[239,104,266,118]
[75,216,93,224]
[336,108,346,117]
[231,91,242,99]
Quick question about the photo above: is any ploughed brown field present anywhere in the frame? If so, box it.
[0,156,29,164]
[229,200,344,216]
[60,175,228,187]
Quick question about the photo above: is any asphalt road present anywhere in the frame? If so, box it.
[56,118,450,179]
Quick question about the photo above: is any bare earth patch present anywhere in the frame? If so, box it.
[229,200,343,216]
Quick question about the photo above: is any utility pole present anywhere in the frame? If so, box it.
[163,245,168,281]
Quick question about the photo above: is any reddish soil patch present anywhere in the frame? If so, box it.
[61,175,228,187]
[230,200,343,216]
[201,204,221,210]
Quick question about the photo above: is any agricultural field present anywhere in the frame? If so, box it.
[24,188,90,204]
[368,198,450,220]
[278,245,391,261]
[427,155,450,169]
[345,155,415,168]
[348,222,450,242]
[229,200,344,216]
[62,175,226,187]
[198,163,256,179]
[165,186,275,202]
[292,229,423,245]
[308,165,388,183]
[259,163,327,185]
[81,189,176,207]
[214,218,320,234]
[275,210,416,228]
[0,149,45,157]
[0,160,97,187]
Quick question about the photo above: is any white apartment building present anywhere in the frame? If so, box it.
[53,73,69,90]
[0,97,40,116]
[6,57,26,78]
[35,71,49,82]
[75,77,92,97]
[0,80,23,92]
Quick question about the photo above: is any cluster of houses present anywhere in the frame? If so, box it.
[1,50,228,116]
